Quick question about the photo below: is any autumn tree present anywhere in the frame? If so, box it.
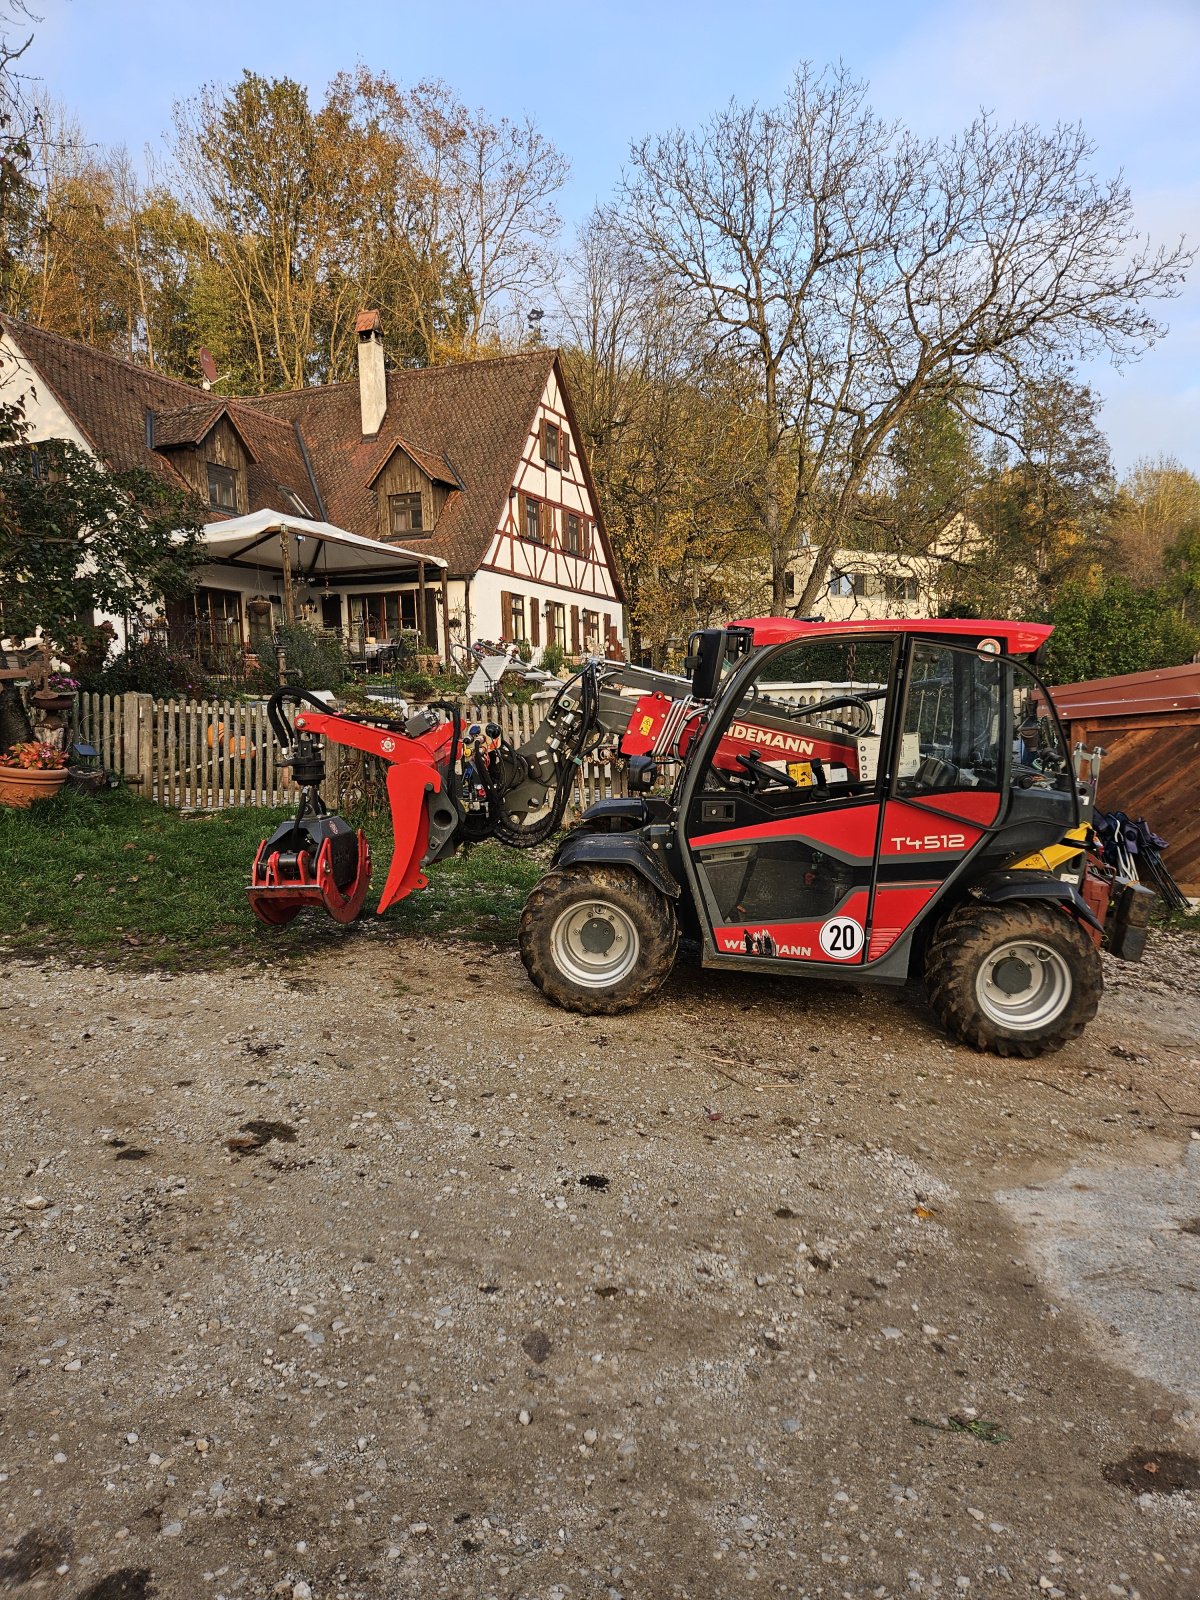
[616,63,1191,612]
[1,98,132,347]
[169,73,345,388]
[557,214,761,663]
[166,70,568,389]
[1108,456,1200,586]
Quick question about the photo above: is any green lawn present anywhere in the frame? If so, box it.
[0,788,544,968]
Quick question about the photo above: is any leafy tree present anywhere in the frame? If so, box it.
[943,377,1113,617]
[1041,574,1198,684]
[558,214,761,663]
[167,69,569,387]
[0,436,206,655]
[0,2,36,300]
[1164,516,1200,626]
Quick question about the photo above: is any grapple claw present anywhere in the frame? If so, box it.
[247,815,371,927]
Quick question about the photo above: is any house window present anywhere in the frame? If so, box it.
[829,571,869,599]
[542,421,560,469]
[207,462,239,511]
[564,513,582,554]
[884,575,920,604]
[351,591,421,641]
[167,586,242,669]
[389,493,424,535]
[581,609,600,650]
[784,571,796,598]
[545,601,568,649]
[523,495,542,542]
[510,595,527,642]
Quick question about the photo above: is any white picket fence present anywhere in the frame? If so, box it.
[77,692,628,813]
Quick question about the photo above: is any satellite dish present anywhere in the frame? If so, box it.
[199,347,218,387]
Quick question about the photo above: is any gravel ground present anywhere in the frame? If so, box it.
[2,929,1199,1600]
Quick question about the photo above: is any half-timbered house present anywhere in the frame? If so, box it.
[0,310,625,667]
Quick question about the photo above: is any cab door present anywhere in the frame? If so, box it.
[678,633,1010,973]
[678,634,897,970]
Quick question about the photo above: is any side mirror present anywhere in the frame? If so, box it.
[684,628,727,701]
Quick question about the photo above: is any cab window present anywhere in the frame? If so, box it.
[1011,662,1071,780]
[707,636,895,807]
[896,641,1004,795]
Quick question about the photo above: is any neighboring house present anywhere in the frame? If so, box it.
[0,311,625,666]
[782,518,984,621]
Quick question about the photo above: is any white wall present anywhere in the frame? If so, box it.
[0,330,92,451]
[474,366,624,656]
[786,545,940,623]
[468,567,622,660]
[0,330,134,650]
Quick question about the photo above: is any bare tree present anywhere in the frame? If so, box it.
[556,214,761,662]
[444,103,567,353]
[617,63,1192,612]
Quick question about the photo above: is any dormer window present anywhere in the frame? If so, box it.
[207,462,238,511]
[389,492,424,535]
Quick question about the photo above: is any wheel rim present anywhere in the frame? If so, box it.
[549,898,641,989]
[975,937,1072,1031]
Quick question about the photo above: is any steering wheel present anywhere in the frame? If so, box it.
[735,752,799,791]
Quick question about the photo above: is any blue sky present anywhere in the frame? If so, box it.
[28,0,1200,477]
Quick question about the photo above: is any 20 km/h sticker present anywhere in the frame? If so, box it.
[819,916,864,960]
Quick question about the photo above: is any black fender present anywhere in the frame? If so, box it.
[552,830,682,900]
[973,870,1103,934]
[578,797,650,829]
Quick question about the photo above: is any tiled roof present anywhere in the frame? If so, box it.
[247,350,557,575]
[364,433,461,489]
[1,315,201,492]
[225,403,318,519]
[151,401,229,449]
[0,317,613,586]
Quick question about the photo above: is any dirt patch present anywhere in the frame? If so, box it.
[1,930,1199,1600]
[1104,1450,1200,1495]
[74,1572,154,1600]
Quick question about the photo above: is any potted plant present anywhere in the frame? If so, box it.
[0,742,70,807]
[32,672,79,712]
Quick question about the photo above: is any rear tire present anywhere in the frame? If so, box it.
[518,865,678,1015]
[925,899,1101,1057]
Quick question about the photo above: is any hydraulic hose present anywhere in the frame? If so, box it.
[491,662,600,848]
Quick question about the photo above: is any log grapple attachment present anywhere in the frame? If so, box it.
[248,659,713,928]
[247,688,455,927]
[248,813,371,925]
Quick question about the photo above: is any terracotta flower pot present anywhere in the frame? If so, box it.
[0,765,69,808]
[32,690,75,711]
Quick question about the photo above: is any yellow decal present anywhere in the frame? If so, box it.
[787,761,815,786]
[639,715,655,736]
[1006,841,1087,875]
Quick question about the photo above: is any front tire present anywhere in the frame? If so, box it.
[518,865,678,1015]
[924,900,1102,1057]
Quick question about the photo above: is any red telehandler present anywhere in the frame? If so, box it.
[248,617,1150,1057]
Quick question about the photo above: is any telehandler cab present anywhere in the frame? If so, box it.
[248,616,1149,1057]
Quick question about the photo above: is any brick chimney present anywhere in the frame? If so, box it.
[355,309,386,437]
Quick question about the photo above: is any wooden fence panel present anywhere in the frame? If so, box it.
[77,690,631,813]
